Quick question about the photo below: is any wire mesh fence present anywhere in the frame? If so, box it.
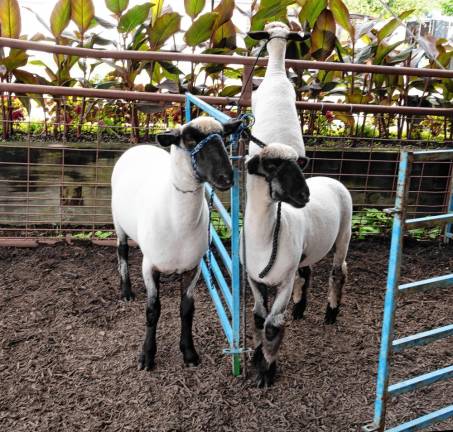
[0,96,452,242]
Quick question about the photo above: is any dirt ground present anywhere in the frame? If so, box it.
[0,239,452,432]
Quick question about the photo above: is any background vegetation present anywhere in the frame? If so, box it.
[0,0,451,143]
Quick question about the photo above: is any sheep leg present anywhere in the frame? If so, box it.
[324,262,347,324]
[116,235,135,301]
[248,278,269,349]
[292,266,311,320]
[138,259,161,371]
[256,276,295,388]
[179,266,201,367]
[325,227,350,324]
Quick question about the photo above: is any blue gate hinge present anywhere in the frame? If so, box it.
[384,207,400,215]
[361,423,379,432]
[223,347,253,355]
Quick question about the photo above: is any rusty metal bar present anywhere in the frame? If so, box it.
[1,82,451,116]
[0,237,137,247]
[1,37,452,78]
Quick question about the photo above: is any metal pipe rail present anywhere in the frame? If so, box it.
[185,93,243,376]
[1,37,453,78]
[1,82,452,116]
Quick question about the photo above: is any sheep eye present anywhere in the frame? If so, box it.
[263,160,279,172]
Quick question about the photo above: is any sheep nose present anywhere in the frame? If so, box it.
[220,173,233,186]
[298,190,310,203]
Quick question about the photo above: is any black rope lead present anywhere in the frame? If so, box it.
[259,201,282,279]
[206,187,215,288]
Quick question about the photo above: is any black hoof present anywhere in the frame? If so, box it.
[138,351,155,371]
[183,350,200,368]
[256,361,277,388]
[292,301,306,320]
[121,289,136,301]
[252,345,277,388]
[324,304,339,324]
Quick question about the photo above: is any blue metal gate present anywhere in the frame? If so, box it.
[185,93,243,376]
[364,150,453,432]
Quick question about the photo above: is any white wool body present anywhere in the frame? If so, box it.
[244,175,352,286]
[251,22,305,158]
[111,144,208,275]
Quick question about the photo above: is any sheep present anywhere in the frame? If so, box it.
[243,22,353,387]
[111,116,242,371]
[248,21,309,158]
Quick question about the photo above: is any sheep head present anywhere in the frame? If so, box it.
[156,116,243,191]
[247,143,310,208]
[248,21,309,42]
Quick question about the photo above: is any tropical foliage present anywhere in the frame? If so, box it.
[0,0,451,142]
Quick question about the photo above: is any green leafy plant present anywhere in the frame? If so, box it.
[352,208,392,239]
[211,210,231,241]
[2,0,451,143]
[95,230,114,239]
[72,231,93,240]
[352,208,444,240]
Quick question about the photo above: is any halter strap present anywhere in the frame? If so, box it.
[185,132,224,181]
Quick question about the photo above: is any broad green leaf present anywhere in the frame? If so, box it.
[310,10,336,61]
[105,0,129,15]
[248,0,293,45]
[71,0,95,35]
[157,79,179,93]
[374,40,403,64]
[354,20,375,41]
[212,19,236,49]
[30,59,48,67]
[92,15,116,29]
[51,0,71,39]
[377,9,414,41]
[387,47,413,65]
[96,80,120,89]
[0,0,21,38]
[118,3,151,33]
[213,0,234,31]
[252,0,292,27]
[223,67,242,79]
[355,43,376,63]
[185,0,205,19]
[299,0,326,28]
[329,0,353,38]
[0,48,27,71]
[151,0,163,25]
[346,92,373,104]
[184,12,218,46]
[333,111,354,128]
[159,61,183,76]
[13,69,40,84]
[149,12,181,50]
[30,32,46,41]
[219,85,241,97]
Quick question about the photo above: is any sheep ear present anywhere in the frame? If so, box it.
[223,119,243,135]
[247,31,270,40]
[287,32,310,42]
[246,155,261,175]
[297,156,310,171]
[156,129,181,147]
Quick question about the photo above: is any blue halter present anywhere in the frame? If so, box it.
[186,132,225,181]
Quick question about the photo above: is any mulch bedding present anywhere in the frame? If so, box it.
[0,239,452,432]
